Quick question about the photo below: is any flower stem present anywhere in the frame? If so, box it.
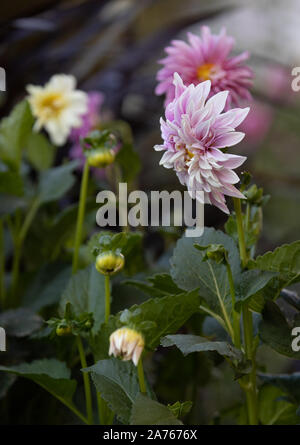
[226,261,241,348]
[76,336,93,425]
[96,274,113,424]
[11,198,40,304]
[105,275,110,323]
[137,358,146,394]
[72,160,89,274]
[242,303,258,425]
[233,197,247,268]
[233,197,258,425]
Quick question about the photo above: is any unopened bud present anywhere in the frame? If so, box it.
[87,148,115,168]
[56,325,72,336]
[95,250,124,275]
[109,327,144,366]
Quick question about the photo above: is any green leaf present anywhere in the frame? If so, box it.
[249,241,300,285]
[168,400,193,419]
[37,161,78,204]
[0,359,77,408]
[259,301,300,359]
[235,270,278,312]
[161,334,243,362]
[0,100,34,170]
[0,308,43,337]
[45,199,97,260]
[25,132,56,171]
[171,228,241,321]
[258,385,299,425]
[23,263,71,311]
[59,264,105,334]
[130,394,182,425]
[84,358,141,423]
[259,372,300,406]
[0,171,23,196]
[125,273,184,298]
[91,290,200,360]
[0,195,27,216]
[0,373,16,400]
[115,142,141,183]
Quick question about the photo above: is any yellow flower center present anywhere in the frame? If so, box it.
[186,148,194,160]
[196,63,215,81]
[36,91,67,121]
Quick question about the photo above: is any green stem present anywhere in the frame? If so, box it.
[19,198,40,244]
[137,358,146,394]
[233,197,258,425]
[10,198,40,303]
[72,160,90,274]
[105,275,110,323]
[242,303,258,425]
[96,275,112,424]
[76,336,93,425]
[0,220,6,308]
[233,197,247,268]
[11,240,21,303]
[226,262,241,348]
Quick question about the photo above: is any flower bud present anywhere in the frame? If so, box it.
[56,325,72,336]
[109,327,144,366]
[87,148,115,168]
[95,250,125,275]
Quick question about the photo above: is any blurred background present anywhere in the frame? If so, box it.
[2,0,300,249]
[1,0,300,424]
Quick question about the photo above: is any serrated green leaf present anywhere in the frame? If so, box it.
[91,290,200,360]
[249,241,300,285]
[84,358,141,423]
[59,264,105,334]
[130,393,182,425]
[161,334,243,361]
[171,228,241,322]
[125,273,183,298]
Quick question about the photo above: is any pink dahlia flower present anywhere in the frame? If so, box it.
[156,26,253,110]
[154,73,249,214]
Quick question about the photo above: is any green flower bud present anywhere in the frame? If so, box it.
[56,325,72,336]
[87,148,115,168]
[95,250,125,275]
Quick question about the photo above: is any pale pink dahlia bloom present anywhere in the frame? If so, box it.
[156,26,253,109]
[154,73,249,214]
